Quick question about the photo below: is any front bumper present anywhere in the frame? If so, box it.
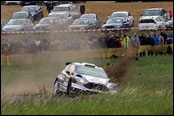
[71,83,117,94]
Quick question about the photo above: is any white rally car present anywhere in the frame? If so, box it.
[53,62,117,97]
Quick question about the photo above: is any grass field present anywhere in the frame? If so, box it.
[1,55,173,115]
[1,1,173,26]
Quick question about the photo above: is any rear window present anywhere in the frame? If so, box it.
[140,19,154,23]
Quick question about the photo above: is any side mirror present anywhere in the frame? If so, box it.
[140,14,143,16]
[104,21,106,24]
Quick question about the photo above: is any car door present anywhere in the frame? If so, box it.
[155,17,166,28]
[128,12,133,26]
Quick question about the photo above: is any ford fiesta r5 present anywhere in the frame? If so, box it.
[53,62,117,97]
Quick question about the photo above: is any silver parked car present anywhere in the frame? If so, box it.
[166,17,173,29]
[1,20,8,31]
[138,16,167,31]
[48,12,73,25]
[2,19,34,32]
[80,14,100,28]
[69,18,99,30]
[53,62,117,97]
[140,8,167,21]
[10,11,34,22]
[34,17,67,30]
[108,11,134,27]
[5,1,21,5]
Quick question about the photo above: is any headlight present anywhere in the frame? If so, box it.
[80,79,86,84]
[106,83,112,88]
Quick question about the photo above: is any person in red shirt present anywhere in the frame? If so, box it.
[169,10,173,19]
[118,33,122,48]
[2,47,9,56]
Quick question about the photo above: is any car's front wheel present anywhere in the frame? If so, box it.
[53,80,61,96]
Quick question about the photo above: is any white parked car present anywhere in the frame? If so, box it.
[5,1,21,5]
[108,11,134,27]
[140,8,167,21]
[51,4,80,19]
[138,16,167,31]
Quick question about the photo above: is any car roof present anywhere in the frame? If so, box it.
[49,12,68,15]
[23,5,40,8]
[72,62,103,70]
[56,4,72,7]
[41,17,59,20]
[112,11,128,14]
[14,11,29,14]
[146,8,164,10]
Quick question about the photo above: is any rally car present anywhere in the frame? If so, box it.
[53,62,117,97]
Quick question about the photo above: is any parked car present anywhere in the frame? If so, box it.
[138,16,167,31]
[80,14,100,28]
[2,19,34,32]
[21,5,44,21]
[51,4,80,19]
[10,11,34,22]
[34,17,67,30]
[108,11,134,27]
[102,17,130,31]
[1,20,8,31]
[5,1,21,5]
[53,62,117,97]
[20,1,37,6]
[69,18,99,30]
[48,12,73,25]
[166,17,173,29]
[140,8,166,21]
[43,1,60,6]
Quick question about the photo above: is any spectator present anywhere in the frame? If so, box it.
[160,30,168,44]
[121,33,130,48]
[147,33,154,56]
[34,39,41,52]
[1,39,8,54]
[166,33,173,45]
[158,33,164,45]
[130,32,140,57]
[116,33,122,48]
[139,33,147,45]
[46,1,53,14]
[153,31,160,46]
[169,10,173,19]
[98,34,107,48]
[80,3,85,15]
[2,46,9,56]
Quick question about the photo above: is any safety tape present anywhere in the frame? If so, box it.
[1,26,173,34]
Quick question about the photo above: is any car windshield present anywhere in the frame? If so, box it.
[143,10,161,16]
[72,19,89,25]
[111,13,128,18]
[49,14,65,18]
[22,7,37,12]
[106,18,123,24]
[76,65,108,79]
[12,13,28,19]
[72,5,78,11]
[7,20,28,25]
[53,7,69,11]
[81,15,95,19]
[39,18,55,24]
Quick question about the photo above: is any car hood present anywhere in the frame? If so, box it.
[140,16,158,20]
[69,25,88,28]
[103,23,123,27]
[82,74,110,85]
[35,24,52,27]
[3,25,24,30]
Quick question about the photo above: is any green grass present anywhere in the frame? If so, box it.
[1,55,173,115]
